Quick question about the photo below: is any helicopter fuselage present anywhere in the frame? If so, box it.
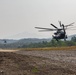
[53,25,67,41]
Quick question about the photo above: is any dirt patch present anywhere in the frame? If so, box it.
[0,52,76,75]
[0,49,19,52]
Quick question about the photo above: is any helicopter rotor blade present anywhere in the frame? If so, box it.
[50,24,58,29]
[65,22,74,27]
[67,26,76,29]
[38,30,56,32]
[67,29,76,30]
[58,21,62,27]
[35,27,56,30]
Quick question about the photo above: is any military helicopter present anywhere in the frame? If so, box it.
[4,40,7,44]
[35,21,74,41]
[2,40,7,44]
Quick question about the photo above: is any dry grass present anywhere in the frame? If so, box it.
[18,46,76,51]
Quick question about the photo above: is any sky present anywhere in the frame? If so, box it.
[0,0,76,39]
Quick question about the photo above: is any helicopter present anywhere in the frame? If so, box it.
[2,40,7,44]
[35,21,75,41]
[4,40,7,44]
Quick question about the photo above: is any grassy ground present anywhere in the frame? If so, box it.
[18,46,76,51]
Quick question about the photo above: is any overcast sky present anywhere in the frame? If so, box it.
[0,0,76,39]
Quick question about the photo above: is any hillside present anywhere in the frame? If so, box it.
[67,34,76,40]
[0,34,76,48]
[0,38,51,48]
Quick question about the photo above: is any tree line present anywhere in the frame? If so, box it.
[20,36,76,48]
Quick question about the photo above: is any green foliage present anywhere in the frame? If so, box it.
[71,36,76,42]
[31,67,39,73]
[20,36,76,48]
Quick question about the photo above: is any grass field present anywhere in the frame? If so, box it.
[18,46,76,51]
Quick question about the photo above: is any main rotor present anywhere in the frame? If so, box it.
[35,21,74,32]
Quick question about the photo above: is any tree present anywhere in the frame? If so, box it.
[71,36,76,42]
